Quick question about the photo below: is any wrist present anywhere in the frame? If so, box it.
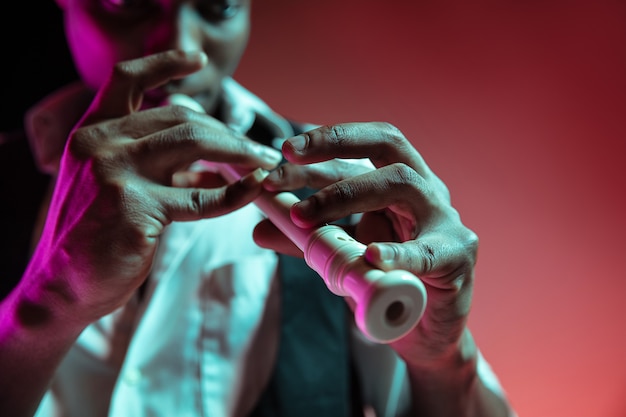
[404,328,481,417]
[11,256,92,336]
[405,327,478,374]
[0,291,87,362]
[0,266,89,417]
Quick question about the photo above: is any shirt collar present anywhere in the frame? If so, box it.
[25,81,94,175]
[25,77,294,175]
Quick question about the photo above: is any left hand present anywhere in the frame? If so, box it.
[254,122,479,368]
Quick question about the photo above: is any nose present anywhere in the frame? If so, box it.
[145,4,203,54]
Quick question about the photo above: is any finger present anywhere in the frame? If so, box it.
[157,168,268,222]
[363,229,478,290]
[157,94,283,173]
[282,122,429,174]
[171,170,226,188]
[131,123,283,182]
[263,159,373,192]
[289,163,435,229]
[98,104,224,138]
[92,104,282,173]
[252,219,303,258]
[85,50,208,121]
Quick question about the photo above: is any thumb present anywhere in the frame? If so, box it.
[363,231,476,289]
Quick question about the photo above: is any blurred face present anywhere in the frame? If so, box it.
[58,0,251,112]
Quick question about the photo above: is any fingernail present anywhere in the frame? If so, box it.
[240,168,269,186]
[287,135,307,152]
[373,243,396,265]
[295,198,315,217]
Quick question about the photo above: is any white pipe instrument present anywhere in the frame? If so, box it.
[166,94,427,343]
[219,164,427,343]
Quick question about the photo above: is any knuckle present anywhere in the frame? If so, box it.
[462,228,480,263]
[372,122,413,159]
[377,121,404,139]
[196,184,255,217]
[390,162,418,182]
[444,228,479,293]
[67,127,121,171]
[66,127,94,159]
[145,122,202,153]
[188,189,205,216]
[169,104,197,122]
[177,122,203,143]
[111,61,137,83]
[328,124,347,145]
[388,163,426,194]
[309,179,355,212]
[315,124,346,146]
[327,180,357,204]
[377,122,405,144]
[417,241,437,274]
[189,190,202,214]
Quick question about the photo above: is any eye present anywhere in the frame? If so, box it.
[197,0,241,21]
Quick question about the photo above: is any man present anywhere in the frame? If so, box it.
[0,0,516,415]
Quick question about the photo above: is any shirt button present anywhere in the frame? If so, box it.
[123,368,143,385]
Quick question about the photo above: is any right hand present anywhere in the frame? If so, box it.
[23,50,282,324]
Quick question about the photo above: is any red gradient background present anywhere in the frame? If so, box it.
[235,1,626,416]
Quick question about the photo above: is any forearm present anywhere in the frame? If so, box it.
[0,276,86,416]
[406,328,514,417]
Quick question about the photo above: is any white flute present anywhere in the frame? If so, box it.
[164,93,427,343]
[219,164,427,344]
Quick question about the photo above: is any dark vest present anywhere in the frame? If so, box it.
[239,117,361,416]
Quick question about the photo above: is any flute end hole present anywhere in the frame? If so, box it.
[385,301,406,326]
